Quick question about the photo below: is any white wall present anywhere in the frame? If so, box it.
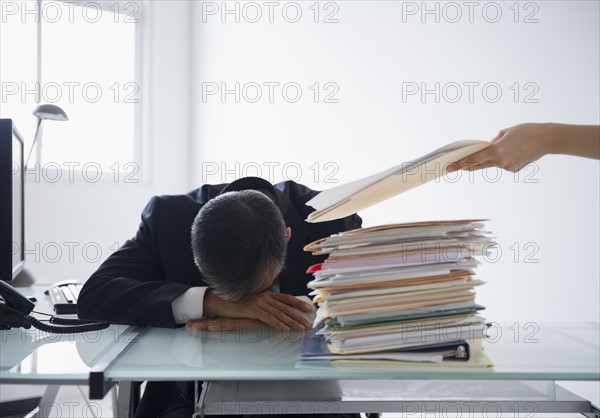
[17,1,597,321]
[16,0,598,323]
[189,1,599,324]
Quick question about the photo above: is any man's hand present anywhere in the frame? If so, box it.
[203,290,313,332]
[186,318,267,332]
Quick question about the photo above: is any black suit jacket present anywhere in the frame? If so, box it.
[77,180,362,328]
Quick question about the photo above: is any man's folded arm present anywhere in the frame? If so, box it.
[78,274,192,327]
[78,197,196,328]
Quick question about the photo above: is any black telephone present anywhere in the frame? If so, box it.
[0,280,109,333]
[0,280,35,329]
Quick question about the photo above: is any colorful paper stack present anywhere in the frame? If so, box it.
[300,220,495,366]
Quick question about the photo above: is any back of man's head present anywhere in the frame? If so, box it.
[191,189,287,301]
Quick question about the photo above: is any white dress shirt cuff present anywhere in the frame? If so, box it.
[171,287,208,324]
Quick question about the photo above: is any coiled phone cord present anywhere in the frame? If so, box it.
[23,314,110,333]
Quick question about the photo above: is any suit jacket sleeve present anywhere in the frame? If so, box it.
[77,197,192,328]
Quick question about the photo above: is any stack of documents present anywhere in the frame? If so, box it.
[300,220,494,366]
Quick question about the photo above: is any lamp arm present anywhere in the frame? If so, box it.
[25,119,43,170]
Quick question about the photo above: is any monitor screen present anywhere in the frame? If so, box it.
[0,119,25,281]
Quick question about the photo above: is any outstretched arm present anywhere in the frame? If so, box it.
[448,123,600,173]
[77,197,192,328]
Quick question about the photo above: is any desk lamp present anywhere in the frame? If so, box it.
[25,104,69,168]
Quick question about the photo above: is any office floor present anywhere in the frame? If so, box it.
[16,385,114,418]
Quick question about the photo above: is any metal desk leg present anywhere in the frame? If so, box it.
[89,326,146,400]
[196,381,210,418]
[116,381,134,418]
[32,385,60,418]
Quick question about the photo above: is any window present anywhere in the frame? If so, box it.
[0,0,141,170]
[0,0,38,143]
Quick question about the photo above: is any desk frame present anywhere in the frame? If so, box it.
[192,380,600,418]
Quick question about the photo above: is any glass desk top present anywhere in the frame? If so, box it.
[3,288,597,402]
[0,285,131,385]
[105,322,600,381]
[0,325,131,384]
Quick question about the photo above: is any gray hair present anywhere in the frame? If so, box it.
[190,190,287,301]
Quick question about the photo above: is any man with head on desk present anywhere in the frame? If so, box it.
[77,177,362,418]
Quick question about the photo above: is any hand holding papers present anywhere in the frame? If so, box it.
[300,220,495,366]
[305,140,490,223]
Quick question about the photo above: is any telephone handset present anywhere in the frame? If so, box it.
[0,280,35,329]
[0,280,109,333]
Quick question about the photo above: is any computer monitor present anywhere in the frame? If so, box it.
[0,119,25,282]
